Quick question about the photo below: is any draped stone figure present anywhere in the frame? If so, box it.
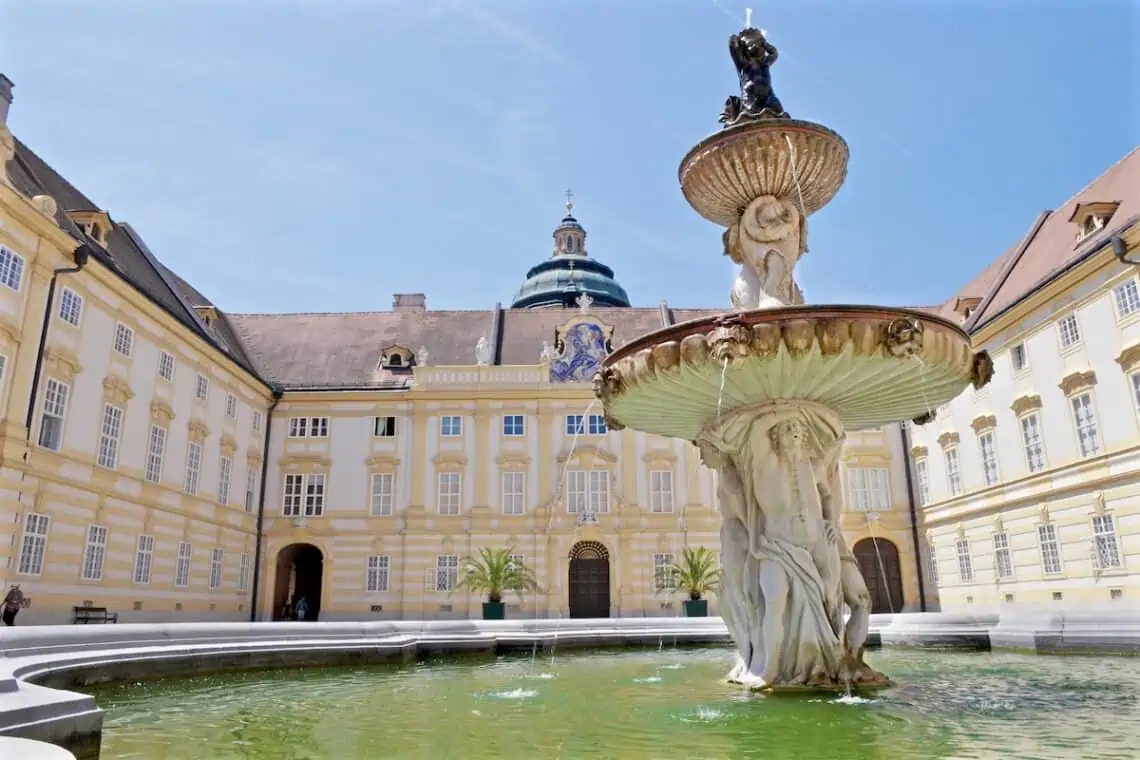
[699,401,885,689]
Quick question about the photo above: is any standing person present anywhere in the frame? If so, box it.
[294,596,308,621]
[2,584,26,626]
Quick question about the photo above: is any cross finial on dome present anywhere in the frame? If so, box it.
[565,188,574,215]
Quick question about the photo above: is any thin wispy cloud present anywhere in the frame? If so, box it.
[454,0,582,77]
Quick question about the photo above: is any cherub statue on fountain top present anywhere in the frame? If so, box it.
[720,26,789,127]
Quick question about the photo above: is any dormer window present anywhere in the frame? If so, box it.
[193,306,218,328]
[67,209,112,247]
[1069,201,1120,245]
[378,346,414,370]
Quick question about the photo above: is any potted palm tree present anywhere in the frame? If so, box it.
[455,547,538,620]
[668,547,721,617]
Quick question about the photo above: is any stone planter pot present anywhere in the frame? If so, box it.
[682,599,708,617]
[482,601,506,620]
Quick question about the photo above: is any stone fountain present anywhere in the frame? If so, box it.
[593,25,993,691]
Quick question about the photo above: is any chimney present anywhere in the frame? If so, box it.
[392,293,426,311]
[0,75,12,125]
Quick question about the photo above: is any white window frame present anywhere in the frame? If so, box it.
[926,543,939,586]
[244,467,258,513]
[847,467,890,511]
[955,538,974,582]
[288,416,329,438]
[184,441,202,495]
[96,403,124,469]
[502,414,525,437]
[440,415,462,437]
[282,473,326,517]
[217,455,233,505]
[1092,513,1122,570]
[1037,523,1063,575]
[58,287,83,326]
[1057,313,1081,349]
[17,513,50,576]
[566,415,584,436]
[371,472,394,516]
[133,534,155,585]
[158,350,175,381]
[653,552,675,591]
[588,414,607,435]
[38,378,69,451]
[993,532,1014,580]
[435,555,458,592]
[978,431,1000,486]
[0,245,25,291]
[174,541,192,587]
[224,392,237,419]
[252,410,262,433]
[1019,412,1046,473]
[81,524,108,581]
[209,548,223,590]
[238,552,251,592]
[914,458,930,506]
[649,469,674,513]
[944,447,962,496]
[501,471,525,515]
[1010,342,1029,373]
[194,374,209,401]
[373,415,396,438]
[113,322,134,356]
[144,424,167,483]
[1070,392,1100,458]
[565,469,610,513]
[367,555,390,592]
[1114,278,1140,319]
[437,472,461,515]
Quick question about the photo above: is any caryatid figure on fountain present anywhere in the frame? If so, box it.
[699,402,884,689]
[726,194,807,311]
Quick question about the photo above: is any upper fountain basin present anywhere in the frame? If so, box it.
[594,306,992,439]
[679,119,849,226]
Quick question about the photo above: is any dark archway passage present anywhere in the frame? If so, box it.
[273,543,324,621]
[568,541,610,618]
[853,537,904,614]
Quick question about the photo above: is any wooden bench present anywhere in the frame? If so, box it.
[72,606,118,624]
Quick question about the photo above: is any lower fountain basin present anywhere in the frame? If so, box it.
[595,305,990,437]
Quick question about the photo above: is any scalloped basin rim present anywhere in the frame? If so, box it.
[604,305,969,367]
[677,118,849,183]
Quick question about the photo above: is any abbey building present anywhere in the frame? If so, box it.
[0,75,1134,624]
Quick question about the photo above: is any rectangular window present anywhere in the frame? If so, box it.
[566,470,586,513]
[653,552,675,591]
[993,532,1014,579]
[367,555,390,592]
[1010,342,1028,372]
[1037,524,1063,575]
[1020,413,1046,473]
[650,470,674,513]
[288,416,328,438]
[1115,279,1140,318]
[144,425,167,483]
[955,538,974,582]
[1058,313,1081,349]
[209,548,223,590]
[133,534,154,585]
[97,404,124,469]
[847,467,891,511]
[944,447,962,496]
[158,350,175,381]
[298,473,327,517]
[437,472,461,515]
[565,469,609,513]
[225,393,237,418]
[174,541,192,587]
[978,432,999,486]
[217,455,233,504]
[1092,514,1122,569]
[0,245,25,291]
[252,410,262,433]
[238,552,251,592]
[373,415,396,437]
[245,467,258,513]
[371,472,394,516]
[58,287,83,326]
[566,415,584,436]
[195,374,209,401]
[435,555,458,592]
[501,471,525,515]
[927,543,939,586]
[0,355,6,388]
[588,414,607,435]
[38,378,69,451]
[17,513,50,575]
[184,441,202,495]
[915,459,930,506]
[1070,393,1100,457]
[1131,372,1140,415]
[440,415,462,437]
[507,553,525,571]
[81,525,108,581]
[114,322,134,356]
[502,414,525,436]
[588,469,610,513]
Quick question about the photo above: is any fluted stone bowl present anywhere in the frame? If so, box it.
[679,119,849,226]
[593,306,992,438]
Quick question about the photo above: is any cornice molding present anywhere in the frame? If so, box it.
[970,414,997,434]
[936,431,960,450]
[43,344,82,382]
[187,418,211,443]
[1115,343,1140,373]
[1058,369,1097,397]
[1010,393,1042,416]
[149,398,176,425]
[101,374,135,406]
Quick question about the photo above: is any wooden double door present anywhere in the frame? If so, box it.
[568,557,610,618]
[853,538,904,614]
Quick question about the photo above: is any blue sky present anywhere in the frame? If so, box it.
[3,0,1136,313]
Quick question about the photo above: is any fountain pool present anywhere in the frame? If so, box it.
[87,647,1140,759]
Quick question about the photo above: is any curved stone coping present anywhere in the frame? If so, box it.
[0,736,77,759]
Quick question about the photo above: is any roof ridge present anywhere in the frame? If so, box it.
[1052,146,1139,211]
[12,137,100,211]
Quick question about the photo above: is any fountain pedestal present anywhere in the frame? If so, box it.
[593,24,993,692]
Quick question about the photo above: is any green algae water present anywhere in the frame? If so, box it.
[87,647,1139,760]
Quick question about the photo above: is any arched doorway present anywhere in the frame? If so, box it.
[568,541,610,618]
[853,537,904,614]
[273,543,324,621]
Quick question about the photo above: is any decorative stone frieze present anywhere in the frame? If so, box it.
[279,453,332,470]
[187,418,211,443]
[149,399,175,426]
[432,451,468,468]
[1115,343,1140,373]
[557,443,618,464]
[642,448,678,465]
[43,345,82,382]
[366,455,400,470]
[970,414,997,434]
[219,434,238,456]
[1058,369,1097,397]
[1010,394,1042,417]
[936,431,960,449]
[910,444,928,459]
[101,375,135,406]
[494,453,530,468]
